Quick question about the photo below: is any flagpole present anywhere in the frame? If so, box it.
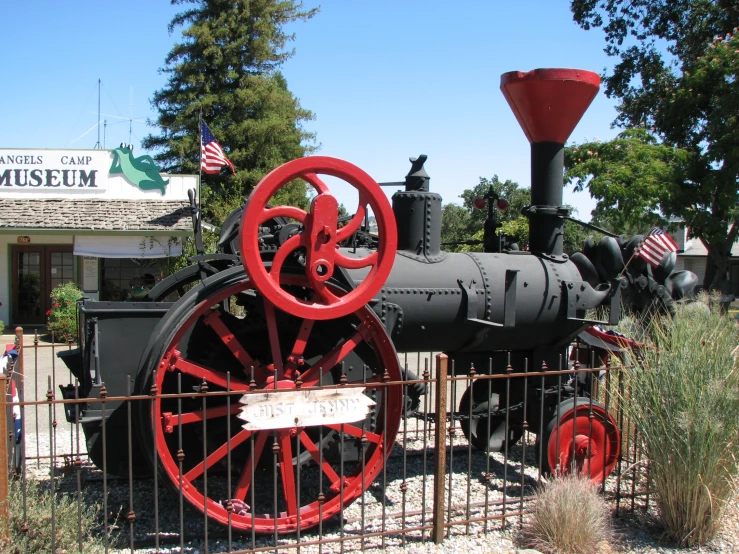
[618,225,670,278]
[618,250,638,278]
[198,110,203,213]
[194,111,204,255]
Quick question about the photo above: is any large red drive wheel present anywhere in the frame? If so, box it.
[540,397,620,483]
[137,267,402,534]
[240,156,397,320]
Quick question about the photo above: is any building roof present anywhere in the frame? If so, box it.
[681,238,739,257]
[0,198,192,233]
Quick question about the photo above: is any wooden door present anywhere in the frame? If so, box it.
[11,245,74,325]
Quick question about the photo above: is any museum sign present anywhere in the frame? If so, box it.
[0,147,170,194]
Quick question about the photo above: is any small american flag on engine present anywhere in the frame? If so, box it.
[200,121,235,175]
[634,228,678,267]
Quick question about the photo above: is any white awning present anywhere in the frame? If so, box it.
[73,235,183,258]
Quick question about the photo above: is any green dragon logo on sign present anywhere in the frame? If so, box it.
[109,146,169,194]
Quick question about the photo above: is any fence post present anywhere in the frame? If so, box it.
[432,353,448,544]
[0,374,8,541]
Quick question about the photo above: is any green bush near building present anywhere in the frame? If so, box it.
[46,282,83,343]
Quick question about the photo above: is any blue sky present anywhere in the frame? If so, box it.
[0,1,621,220]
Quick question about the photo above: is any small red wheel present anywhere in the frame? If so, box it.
[138,268,403,534]
[240,156,397,320]
[541,397,620,483]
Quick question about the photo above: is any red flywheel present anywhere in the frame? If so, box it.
[241,157,397,320]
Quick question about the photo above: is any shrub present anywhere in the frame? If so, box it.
[520,472,612,553]
[0,320,4,334]
[622,299,739,546]
[2,479,109,553]
[46,282,82,343]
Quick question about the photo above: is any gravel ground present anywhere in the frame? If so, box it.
[22,417,739,554]
[7,337,739,553]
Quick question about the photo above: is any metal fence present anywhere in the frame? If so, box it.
[1,328,650,553]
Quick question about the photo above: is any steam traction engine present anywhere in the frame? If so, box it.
[59,69,695,534]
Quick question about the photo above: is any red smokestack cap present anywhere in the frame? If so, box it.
[500,68,600,144]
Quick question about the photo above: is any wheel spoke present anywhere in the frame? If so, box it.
[268,233,303,285]
[168,404,242,427]
[263,300,284,378]
[202,310,266,378]
[184,428,252,482]
[234,431,270,501]
[299,329,365,386]
[291,320,314,358]
[301,172,331,194]
[336,198,368,242]
[298,430,341,486]
[310,280,341,304]
[334,251,378,270]
[285,320,315,376]
[277,431,298,516]
[173,358,250,390]
[325,423,381,444]
[262,206,307,224]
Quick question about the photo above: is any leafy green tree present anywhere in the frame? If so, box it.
[570,0,739,289]
[499,217,529,249]
[460,176,531,228]
[563,219,598,256]
[441,176,528,252]
[564,129,689,233]
[440,203,475,250]
[142,0,318,219]
[441,176,589,253]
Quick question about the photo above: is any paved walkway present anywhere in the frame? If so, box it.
[2,327,65,346]
[2,329,79,462]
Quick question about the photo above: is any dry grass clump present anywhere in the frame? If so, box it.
[1,479,109,554]
[622,297,739,546]
[520,472,612,554]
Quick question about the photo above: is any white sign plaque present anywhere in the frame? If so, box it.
[237,388,374,431]
[82,256,99,292]
[0,148,195,200]
[0,149,110,192]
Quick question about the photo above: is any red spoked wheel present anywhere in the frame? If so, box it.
[138,267,402,534]
[240,157,397,320]
[540,397,620,483]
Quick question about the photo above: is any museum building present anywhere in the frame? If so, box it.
[0,147,196,327]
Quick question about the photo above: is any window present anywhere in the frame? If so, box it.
[100,258,168,301]
[50,251,74,290]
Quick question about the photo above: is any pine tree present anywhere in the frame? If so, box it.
[142,0,317,216]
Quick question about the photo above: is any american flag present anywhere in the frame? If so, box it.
[200,121,235,175]
[634,227,678,267]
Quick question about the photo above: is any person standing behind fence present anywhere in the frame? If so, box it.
[1,345,20,445]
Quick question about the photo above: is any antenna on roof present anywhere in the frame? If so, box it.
[94,79,102,149]
[128,86,133,146]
